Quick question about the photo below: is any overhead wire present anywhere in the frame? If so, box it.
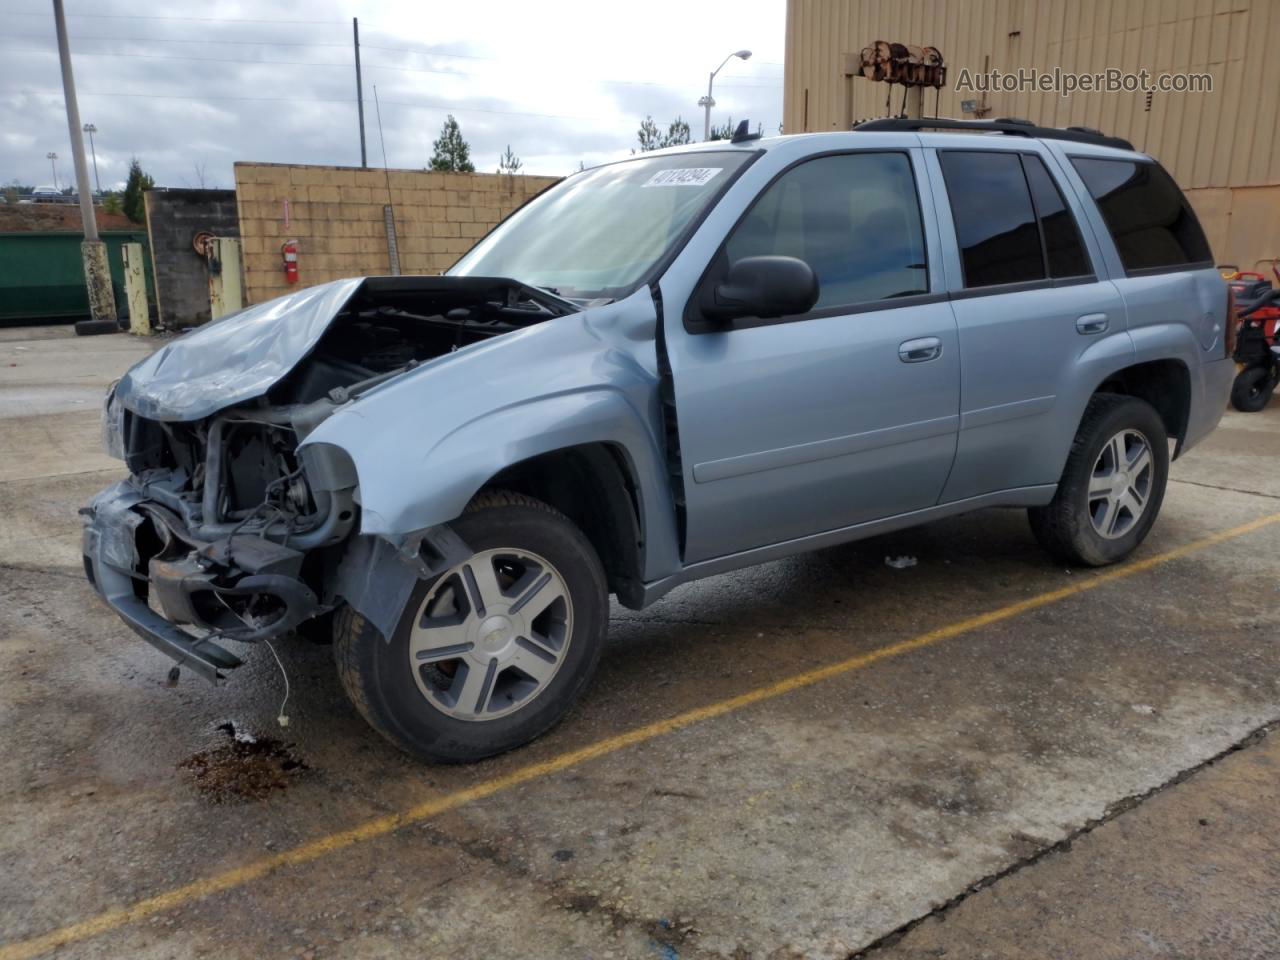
[14,87,631,125]
[3,4,786,69]
[2,9,346,23]
[4,31,351,47]
[2,8,784,146]
[1,42,782,89]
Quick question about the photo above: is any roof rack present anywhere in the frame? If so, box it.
[853,116,1135,151]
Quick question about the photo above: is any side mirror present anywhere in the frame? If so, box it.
[702,255,819,323]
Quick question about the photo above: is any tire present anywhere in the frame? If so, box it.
[295,609,336,645]
[74,318,119,336]
[1028,393,1169,567]
[334,490,609,763]
[1230,365,1276,413]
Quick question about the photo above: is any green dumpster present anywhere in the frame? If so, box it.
[0,230,154,322]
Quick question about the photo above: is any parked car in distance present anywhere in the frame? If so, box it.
[29,185,63,203]
[84,119,1233,763]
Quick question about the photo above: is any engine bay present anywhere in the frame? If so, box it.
[271,275,576,405]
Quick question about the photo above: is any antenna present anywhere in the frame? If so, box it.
[730,118,762,143]
[373,84,392,198]
[372,84,401,275]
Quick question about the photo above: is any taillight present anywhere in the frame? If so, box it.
[1225,286,1237,358]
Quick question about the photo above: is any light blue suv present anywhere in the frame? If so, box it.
[84,119,1233,761]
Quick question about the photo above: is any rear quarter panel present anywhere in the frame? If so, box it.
[1045,141,1231,455]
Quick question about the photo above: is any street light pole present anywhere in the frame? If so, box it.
[46,151,58,190]
[698,49,752,140]
[83,123,101,195]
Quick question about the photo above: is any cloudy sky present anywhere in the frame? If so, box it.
[1,0,786,191]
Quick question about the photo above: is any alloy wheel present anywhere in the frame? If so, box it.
[1087,428,1153,539]
[408,548,573,721]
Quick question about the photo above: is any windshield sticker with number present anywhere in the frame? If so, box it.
[642,167,723,187]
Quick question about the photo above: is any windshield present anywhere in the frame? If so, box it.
[449,151,755,300]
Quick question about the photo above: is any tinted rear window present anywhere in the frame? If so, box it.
[1022,155,1090,278]
[1070,158,1212,273]
[939,151,1044,288]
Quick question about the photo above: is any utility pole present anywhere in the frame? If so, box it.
[699,72,715,141]
[353,17,367,168]
[52,0,116,325]
[83,123,101,195]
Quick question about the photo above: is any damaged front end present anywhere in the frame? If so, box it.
[82,276,576,682]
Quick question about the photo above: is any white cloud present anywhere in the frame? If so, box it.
[0,0,784,186]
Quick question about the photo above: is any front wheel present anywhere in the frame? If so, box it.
[1028,394,1169,567]
[1230,365,1277,413]
[334,490,609,763]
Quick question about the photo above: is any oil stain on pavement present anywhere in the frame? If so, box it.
[178,721,310,803]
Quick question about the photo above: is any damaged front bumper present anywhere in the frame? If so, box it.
[81,480,322,683]
[82,478,472,685]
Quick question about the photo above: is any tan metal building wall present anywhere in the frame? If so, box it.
[784,0,1280,274]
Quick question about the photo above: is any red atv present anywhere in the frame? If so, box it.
[1227,267,1280,412]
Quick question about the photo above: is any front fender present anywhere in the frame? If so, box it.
[300,293,681,581]
[374,387,670,543]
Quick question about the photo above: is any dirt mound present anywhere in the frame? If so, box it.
[0,203,136,233]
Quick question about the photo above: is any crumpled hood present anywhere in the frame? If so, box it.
[114,278,365,421]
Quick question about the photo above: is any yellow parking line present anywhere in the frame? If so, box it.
[5,511,1279,960]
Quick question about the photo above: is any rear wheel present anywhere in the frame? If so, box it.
[334,490,608,763]
[1028,394,1169,566]
[1230,365,1276,412]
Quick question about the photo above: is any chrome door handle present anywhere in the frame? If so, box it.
[1076,313,1109,335]
[899,336,943,363]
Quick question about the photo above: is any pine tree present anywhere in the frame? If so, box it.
[636,115,693,152]
[497,144,523,175]
[707,117,736,141]
[636,116,663,152]
[429,115,475,172]
[709,119,762,141]
[121,157,154,224]
[662,117,691,148]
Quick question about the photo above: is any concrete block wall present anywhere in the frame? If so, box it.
[233,163,560,305]
[142,188,240,328]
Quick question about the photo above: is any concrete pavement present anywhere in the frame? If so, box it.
[2,325,1279,960]
[869,725,1280,959]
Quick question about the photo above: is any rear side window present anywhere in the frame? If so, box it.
[1070,157,1212,273]
[1022,155,1091,278]
[938,152,1045,287]
[723,152,928,309]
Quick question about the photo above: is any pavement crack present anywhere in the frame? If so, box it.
[1171,477,1280,501]
[651,787,704,799]
[0,465,124,486]
[414,822,703,955]
[848,718,1279,958]
[0,561,84,582]
[610,616,724,627]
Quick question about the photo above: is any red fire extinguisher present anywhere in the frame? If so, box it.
[281,240,299,284]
